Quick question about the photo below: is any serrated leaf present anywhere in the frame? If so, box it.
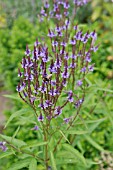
[8,158,31,170]
[0,150,14,159]
[29,158,37,170]
[63,144,87,166]
[50,151,57,170]
[21,141,48,149]
[0,134,27,148]
[4,108,32,128]
[84,135,104,152]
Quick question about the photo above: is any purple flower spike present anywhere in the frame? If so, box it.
[54,106,62,116]
[63,117,72,124]
[77,80,83,86]
[75,98,84,108]
[38,113,44,122]
[61,41,67,47]
[44,100,53,108]
[67,91,74,103]
[25,45,31,56]
[0,142,7,152]
[63,2,70,9]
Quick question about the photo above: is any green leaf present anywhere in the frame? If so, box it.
[0,134,27,148]
[3,94,21,100]
[50,151,57,170]
[59,130,70,144]
[0,150,14,159]
[21,141,48,149]
[8,158,31,170]
[63,144,87,166]
[4,108,32,128]
[84,135,104,152]
[97,88,113,93]
[67,130,88,135]
[29,158,37,170]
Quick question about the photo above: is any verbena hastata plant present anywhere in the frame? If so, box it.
[0,0,99,169]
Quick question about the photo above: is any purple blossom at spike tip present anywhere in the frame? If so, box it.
[51,80,56,86]
[44,100,53,108]
[16,82,26,92]
[44,2,50,8]
[40,9,47,17]
[62,69,69,79]
[62,78,67,87]
[73,25,78,30]
[67,91,74,103]
[90,31,97,41]
[38,113,44,122]
[63,2,70,9]
[75,98,84,108]
[69,62,76,69]
[88,65,94,72]
[18,68,23,77]
[49,88,57,96]
[70,53,77,59]
[61,41,67,47]
[0,141,7,152]
[52,40,58,47]
[30,96,36,103]
[85,52,91,62]
[25,45,31,56]
[39,84,47,93]
[49,62,57,73]
[34,39,40,47]
[74,30,82,41]
[65,19,70,28]
[91,45,98,52]
[73,0,88,6]
[64,11,69,17]
[77,80,83,86]
[70,38,76,45]
[63,117,72,124]
[64,53,69,60]
[32,125,39,131]
[55,14,62,20]
[48,30,56,38]
[81,66,86,73]
[54,106,62,116]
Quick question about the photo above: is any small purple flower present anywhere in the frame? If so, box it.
[51,80,56,86]
[48,30,56,38]
[85,52,91,62]
[70,54,77,59]
[90,31,97,41]
[16,82,26,92]
[54,106,62,116]
[63,2,70,9]
[70,38,76,45]
[62,70,69,79]
[61,41,67,47]
[49,88,57,96]
[40,9,47,17]
[44,100,53,108]
[91,46,98,52]
[63,117,72,124]
[44,2,50,8]
[77,80,83,86]
[32,125,39,131]
[30,96,36,103]
[0,142,7,152]
[74,31,82,41]
[67,91,74,103]
[75,98,84,108]
[55,14,62,20]
[81,67,86,73]
[73,25,78,30]
[34,39,40,47]
[52,40,58,47]
[38,113,44,122]
[88,65,94,72]
[39,84,47,93]
[64,53,69,60]
[18,68,23,77]
[65,19,70,28]
[70,63,76,69]
[25,45,31,56]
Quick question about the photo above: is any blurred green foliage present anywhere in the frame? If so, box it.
[0,0,113,170]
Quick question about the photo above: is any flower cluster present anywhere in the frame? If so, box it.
[16,15,98,124]
[39,0,89,22]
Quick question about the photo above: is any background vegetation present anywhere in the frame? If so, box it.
[0,0,113,169]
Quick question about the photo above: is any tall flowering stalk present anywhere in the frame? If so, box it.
[2,0,98,169]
